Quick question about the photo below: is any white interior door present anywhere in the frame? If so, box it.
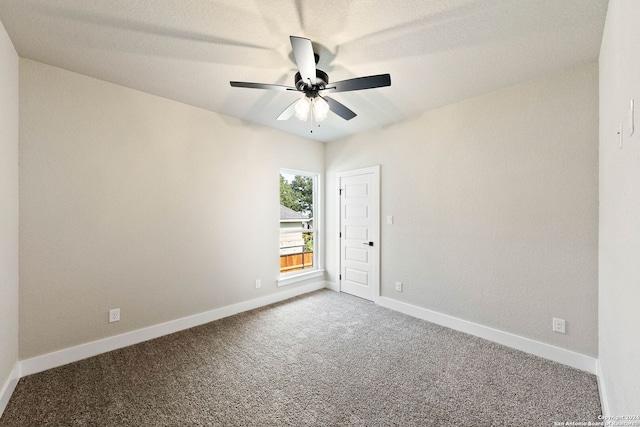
[338,166,380,301]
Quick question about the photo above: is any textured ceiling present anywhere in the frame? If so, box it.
[0,0,609,142]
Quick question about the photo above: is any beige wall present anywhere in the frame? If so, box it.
[599,0,640,413]
[0,19,19,396]
[11,26,604,379]
[15,56,600,365]
[326,62,599,357]
[18,59,324,359]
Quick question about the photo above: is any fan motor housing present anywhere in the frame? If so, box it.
[295,70,329,92]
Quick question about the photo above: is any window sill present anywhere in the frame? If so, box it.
[277,269,325,287]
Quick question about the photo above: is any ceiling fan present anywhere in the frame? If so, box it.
[230,36,391,124]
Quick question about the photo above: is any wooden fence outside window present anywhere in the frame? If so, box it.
[280,252,313,273]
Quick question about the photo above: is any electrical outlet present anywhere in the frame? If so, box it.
[109,308,120,323]
[255,279,261,289]
[552,318,565,334]
[395,281,402,292]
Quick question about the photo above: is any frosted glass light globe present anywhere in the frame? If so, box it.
[312,97,330,122]
[295,97,311,120]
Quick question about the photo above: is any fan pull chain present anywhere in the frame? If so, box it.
[309,109,321,134]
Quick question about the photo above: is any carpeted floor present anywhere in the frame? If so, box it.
[1,290,601,426]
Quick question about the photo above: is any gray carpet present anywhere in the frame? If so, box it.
[1,290,601,426]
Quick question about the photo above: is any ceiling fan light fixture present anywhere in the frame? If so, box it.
[295,96,311,120]
[313,97,330,122]
[230,36,391,125]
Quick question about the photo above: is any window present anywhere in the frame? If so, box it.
[278,169,321,285]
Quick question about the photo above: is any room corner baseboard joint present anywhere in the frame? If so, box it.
[0,363,20,418]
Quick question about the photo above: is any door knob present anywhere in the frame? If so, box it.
[363,242,374,246]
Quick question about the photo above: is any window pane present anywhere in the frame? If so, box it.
[280,231,314,273]
[280,171,317,276]
[280,174,313,218]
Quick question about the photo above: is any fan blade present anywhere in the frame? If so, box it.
[230,81,297,91]
[290,36,317,85]
[277,99,300,121]
[324,74,391,93]
[323,96,357,121]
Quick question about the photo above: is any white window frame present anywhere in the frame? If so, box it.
[277,169,324,287]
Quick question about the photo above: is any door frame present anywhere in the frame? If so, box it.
[336,165,380,302]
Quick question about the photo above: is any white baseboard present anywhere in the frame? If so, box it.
[20,281,327,377]
[0,363,20,418]
[596,360,609,416]
[8,284,602,416]
[377,296,597,374]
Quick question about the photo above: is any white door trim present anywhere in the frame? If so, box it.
[336,165,380,302]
